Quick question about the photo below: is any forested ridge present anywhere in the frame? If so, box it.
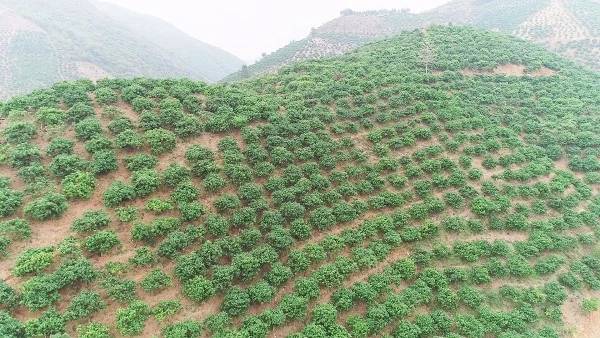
[227,0,600,80]
[0,26,600,338]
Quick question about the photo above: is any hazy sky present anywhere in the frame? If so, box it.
[100,0,449,62]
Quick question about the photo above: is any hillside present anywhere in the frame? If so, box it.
[1,26,600,337]
[0,0,244,100]
[226,0,600,80]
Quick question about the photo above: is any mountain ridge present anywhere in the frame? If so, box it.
[0,0,244,100]
[226,0,600,81]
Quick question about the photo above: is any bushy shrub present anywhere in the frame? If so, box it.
[171,181,199,203]
[175,114,202,138]
[582,298,599,313]
[64,291,106,320]
[178,201,206,221]
[37,107,66,126]
[470,197,496,216]
[309,207,336,230]
[232,253,261,280]
[267,227,294,251]
[24,193,68,220]
[20,275,60,310]
[116,301,151,336]
[163,163,191,187]
[116,130,143,149]
[75,117,103,141]
[62,171,96,200]
[145,128,176,155]
[24,307,65,337]
[0,188,23,217]
[72,210,110,232]
[131,217,180,242]
[47,138,74,157]
[248,281,275,304]
[104,181,135,207]
[280,294,308,320]
[92,150,118,174]
[125,153,158,172]
[67,103,95,122]
[132,169,160,197]
[50,154,87,177]
[141,269,172,293]
[132,97,156,113]
[17,163,46,184]
[223,163,253,185]
[213,194,241,213]
[116,206,138,222]
[0,218,30,239]
[205,214,230,237]
[101,276,136,303]
[0,311,24,337]
[221,286,250,316]
[85,231,120,254]
[153,300,182,321]
[0,280,20,309]
[183,276,215,302]
[203,173,227,192]
[13,247,54,276]
[95,87,118,105]
[77,322,111,338]
[84,135,113,154]
[129,246,157,267]
[109,117,134,134]
[162,320,203,338]
[185,144,214,163]
[139,111,161,130]
[4,121,36,144]
[9,143,41,168]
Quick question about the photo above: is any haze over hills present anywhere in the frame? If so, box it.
[1,26,600,337]
[226,0,600,80]
[0,0,244,100]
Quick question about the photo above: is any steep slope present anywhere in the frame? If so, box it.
[0,0,243,100]
[227,0,599,80]
[1,27,600,337]
[92,1,244,83]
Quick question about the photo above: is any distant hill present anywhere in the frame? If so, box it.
[226,0,600,80]
[0,0,244,99]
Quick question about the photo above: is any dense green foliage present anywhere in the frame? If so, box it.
[0,26,598,337]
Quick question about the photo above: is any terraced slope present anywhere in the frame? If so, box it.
[1,27,600,338]
[227,0,600,80]
[0,0,244,100]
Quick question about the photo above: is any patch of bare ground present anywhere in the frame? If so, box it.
[113,102,140,124]
[439,229,529,244]
[460,64,556,77]
[471,156,503,181]
[562,290,600,338]
[75,62,111,81]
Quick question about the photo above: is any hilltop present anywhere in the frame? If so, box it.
[227,0,600,80]
[0,0,243,100]
[0,27,600,337]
